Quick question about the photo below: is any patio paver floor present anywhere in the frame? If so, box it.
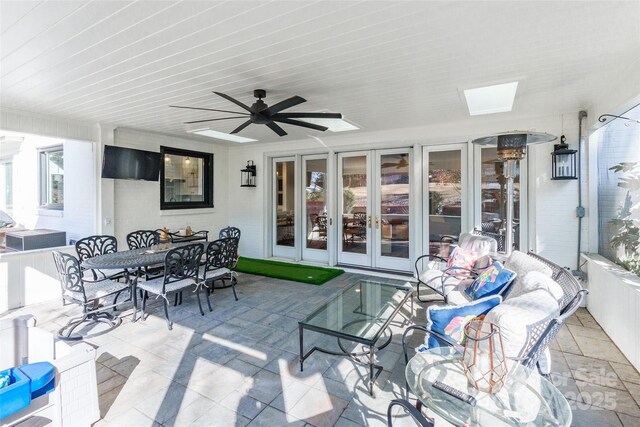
[4,272,640,427]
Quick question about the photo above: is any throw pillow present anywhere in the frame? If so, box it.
[504,251,553,289]
[465,262,517,300]
[446,247,478,277]
[485,288,560,360]
[0,373,10,388]
[507,271,564,304]
[423,295,502,349]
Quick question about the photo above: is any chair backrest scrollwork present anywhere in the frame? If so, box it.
[127,230,160,250]
[219,226,241,240]
[162,243,204,293]
[52,251,86,303]
[204,237,240,274]
[75,235,118,262]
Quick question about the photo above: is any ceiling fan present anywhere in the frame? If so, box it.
[170,89,343,137]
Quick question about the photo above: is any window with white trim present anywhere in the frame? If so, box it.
[39,146,64,209]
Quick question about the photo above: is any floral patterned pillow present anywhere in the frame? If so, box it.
[465,261,517,300]
[446,247,478,276]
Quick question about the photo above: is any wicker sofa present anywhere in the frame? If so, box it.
[404,251,587,375]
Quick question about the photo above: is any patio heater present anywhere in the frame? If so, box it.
[473,131,557,254]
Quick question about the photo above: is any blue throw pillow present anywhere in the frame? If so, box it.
[424,295,502,349]
[465,262,516,300]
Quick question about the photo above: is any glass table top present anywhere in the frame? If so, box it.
[300,280,412,343]
[406,347,572,427]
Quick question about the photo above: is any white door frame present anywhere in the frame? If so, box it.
[337,151,372,267]
[272,156,298,259]
[422,144,469,257]
[374,148,412,271]
[301,154,329,263]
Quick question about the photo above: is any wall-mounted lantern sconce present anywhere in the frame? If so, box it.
[241,160,257,187]
[551,135,578,180]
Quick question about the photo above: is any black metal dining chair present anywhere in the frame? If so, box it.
[126,229,164,281]
[126,230,160,250]
[219,226,241,240]
[137,243,205,330]
[75,235,126,280]
[199,237,240,302]
[52,251,130,340]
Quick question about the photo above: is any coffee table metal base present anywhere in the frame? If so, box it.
[299,324,393,396]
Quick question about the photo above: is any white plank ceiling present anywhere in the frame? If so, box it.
[1,1,639,143]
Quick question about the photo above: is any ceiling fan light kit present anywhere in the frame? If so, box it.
[171,89,343,138]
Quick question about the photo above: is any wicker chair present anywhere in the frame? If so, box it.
[414,233,498,302]
[52,251,130,340]
[403,251,587,375]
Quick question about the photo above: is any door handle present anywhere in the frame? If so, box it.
[375,216,380,229]
[367,215,371,228]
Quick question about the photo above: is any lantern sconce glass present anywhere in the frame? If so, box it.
[551,135,578,180]
[241,160,257,187]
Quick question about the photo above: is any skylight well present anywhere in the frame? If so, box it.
[189,129,257,143]
[464,81,519,116]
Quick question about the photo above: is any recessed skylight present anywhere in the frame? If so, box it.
[189,129,257,143]
[299,117,359,132]
[464,81,519,116]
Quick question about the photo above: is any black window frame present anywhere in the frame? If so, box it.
[160,146,214,210]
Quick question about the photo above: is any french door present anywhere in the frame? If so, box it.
[422,145,468,257]
[302,155,328,263]
[272,157,297,258]
[337,149,411,271]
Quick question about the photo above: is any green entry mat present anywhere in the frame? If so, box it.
[235,257,344,285]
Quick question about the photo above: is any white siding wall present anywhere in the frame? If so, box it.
[111,128,229,246]
[4,135,95,244]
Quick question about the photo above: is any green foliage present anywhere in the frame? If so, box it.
[343,188,355,214]
[429,191,444,215]
[609,162,640,277]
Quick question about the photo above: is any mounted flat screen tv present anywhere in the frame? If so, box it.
[101,145,161,181]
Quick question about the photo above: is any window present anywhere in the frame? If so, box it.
[160,146,213,210]
[39,146,64,209]
[0,162,12,209]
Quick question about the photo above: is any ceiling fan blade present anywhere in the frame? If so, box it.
[264,96,306,116]
[184,117,245,124]
[213,91,253,113]
[266,121,287,136]
[230,120,252,134]
[170,105,249,115]
[272,117,328,132]
[271,112,342,119]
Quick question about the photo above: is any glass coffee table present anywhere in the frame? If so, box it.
[406,347,572,426]
[299,279,413,395]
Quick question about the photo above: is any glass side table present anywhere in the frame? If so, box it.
[406,347,572,427]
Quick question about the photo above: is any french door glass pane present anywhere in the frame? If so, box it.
[342,156,367,254]
[481,148,520,250]
[305,159,327,250]
[380,153,409,259]
[428,150,461,256]
[275,160,295,247]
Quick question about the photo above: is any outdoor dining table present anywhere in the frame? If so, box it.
[81,242,208,321]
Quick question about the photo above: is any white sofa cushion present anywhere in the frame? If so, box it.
[504,251,553,290]
[507,271,564,303]
[485,288,560,359]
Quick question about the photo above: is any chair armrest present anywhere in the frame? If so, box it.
[387,399,434,427]
[83,269,129,284]
[414,254,448,279]
[441,266,478,279]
